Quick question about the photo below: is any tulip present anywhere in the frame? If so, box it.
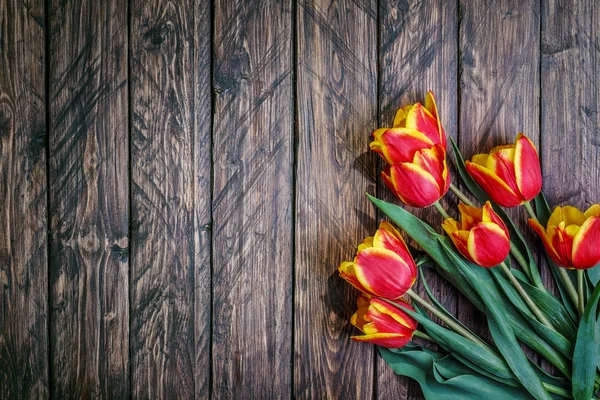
[442,201,510,267]
[338,222,417,299]
[351,294,417,348]
[381,144,450,208]
[370,91,446,165]
[529,204,600,270]
[466,133,542,208]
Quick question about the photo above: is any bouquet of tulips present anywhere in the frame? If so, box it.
[339,91,600,400]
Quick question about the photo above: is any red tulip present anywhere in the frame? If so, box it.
[370,91,446,165]
[466,133,542,208]
[381,144,450,208]
[442,201,511,267]
[351,294,417,348]
[529,204,600,270]
[338,222,417,299]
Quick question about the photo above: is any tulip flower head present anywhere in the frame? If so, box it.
[466,133,542,208]
[529,205,600,270]
[442,201,511,267]
[370,91,446,165]
[381,144,450,208]
[338,222,417,299]
[351,294,417,348]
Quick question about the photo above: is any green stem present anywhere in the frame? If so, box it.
[557,267,580,311]
[413,330,435,343]
[578,269,585,317]
[523,201,538,221]
[449,183,476,207]
[406,289,491,351]
[541,382,572,398]
[499,262,555,330]
[433,201,450,219]
[509,243,533,282]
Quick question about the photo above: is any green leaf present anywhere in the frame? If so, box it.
[572,283,600,400]
[450,138,543,287]
[379,346,533,400]
[439,241,552,400]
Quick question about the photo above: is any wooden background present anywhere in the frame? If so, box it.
[1,0,599,398]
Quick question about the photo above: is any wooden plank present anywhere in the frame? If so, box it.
[0,0,49,398]
[294,0,377,398]
[377,1,458,398]
[458,0,540,343]
[47,0,129,397]
[212,0,293,397]
[129,0,212,397]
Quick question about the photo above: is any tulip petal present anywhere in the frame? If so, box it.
[585,204,600,218]
[338,262,371,294]
[467,222,510,267]
[369,298,417,330]
[572,216,600,269]
[354,248,415,299]
[370,127,434,164]
[562,206,587,227]
[350,307,369,333]
[442,218,460,235]
[550,225,575,266]
[358,236,374,252]
[528,219,566,266]
[351,333,412,348]
[387,162,441,208]
[393,104,414,128]
[458,203,483,231]
[425,91,446,147]
[406,103,443,146]
[466,161,523,207]
[449,230,472,263]
[514,133,543,201]
[374,222,417,277]
[482,201,510,237]
[486,148,521,196]
[414,145,446,186]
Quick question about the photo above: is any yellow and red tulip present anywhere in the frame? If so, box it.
[370,91,446,165]
[381,144,450,208]
[338,222,417,299]
[351,294,417,348]
[529,205,600,270]
[466,133,542,208]
[442,201,511,267]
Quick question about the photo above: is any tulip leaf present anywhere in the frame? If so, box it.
[449,138,543,287]
[439,241,553,400]
[379,346,535,400]
[368,194,572,377]
[572,283,600,400]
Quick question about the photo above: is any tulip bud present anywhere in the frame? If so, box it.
[351,294,417,348]
[338,222,417,299]
[466,133,542,208]
[442,201,511,267]
[381,144,450,208]
[370,91,446,165]
[529,204,600,270]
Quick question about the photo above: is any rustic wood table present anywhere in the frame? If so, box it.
[1,0,598,398]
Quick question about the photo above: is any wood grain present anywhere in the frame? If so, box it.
[458,0,540,345]
[376,1,458,398]
[0,0,49,398]
[541,2,599,218]
[294,0,377,398]
[130,0,212,398]
[48,0,129,397]
[212,0,293,397]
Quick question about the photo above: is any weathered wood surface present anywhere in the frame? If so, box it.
[212,0,293,398]
[295,0,377,398]
[130,0,212,398]
[377,1,458,398]
[0,0,49,398]
[1,0,600,398]
[47,0,129,397]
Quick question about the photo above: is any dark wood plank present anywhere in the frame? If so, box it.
[47,0,129,397]
[130,0,212,398]
[458,0,540,345]
[295,0,377,398]
[0,0,49,398]
[212,0,293,397]
[376,1,458,398]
